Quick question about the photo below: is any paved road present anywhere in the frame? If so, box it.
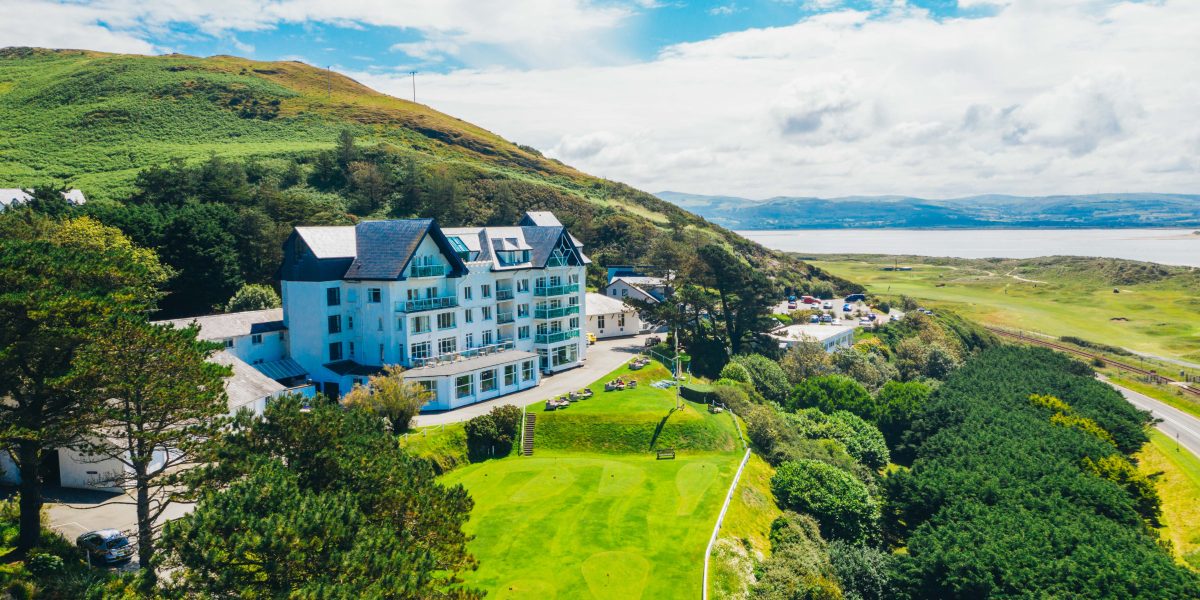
[40,487,193,571]
[1103,377,1200,459]
[413,334,651,426]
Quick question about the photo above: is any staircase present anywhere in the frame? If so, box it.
[521,413,536,456]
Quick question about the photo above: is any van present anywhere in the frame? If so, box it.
[845,293,867,303]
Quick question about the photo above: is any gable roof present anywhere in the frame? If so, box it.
[213,350,286,413]
[342,220,468,281]
[586,292,634,315]
[520,211,562,227]
[294,226,356,259]
[154,308,284,341]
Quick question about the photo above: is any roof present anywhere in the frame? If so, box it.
[402,350,538,378]
[344,219,433,280]
[770,323,856,343]
[154,308,284,341]
[323,360,385,377]
[606,279,658,302]
[213,351,286,413]
[256,357,308,381]
[586,292,635,315]
[618,276,666,288]
[0,188,87,210]
[521,211,562,227]
[294,226,356,259]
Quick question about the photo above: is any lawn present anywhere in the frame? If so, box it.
[436,359,745,599]
[1138,430,1200,570]
[811,256,1200,365]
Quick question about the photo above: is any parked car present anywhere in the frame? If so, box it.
[842,304,853,313]
[802,296,819,305]
[788,294,797,302]
[867,313,877,321]
[845,293,867,303]
[77,530,134,566]
[809,315,820,323]
[787,302,797,310]
[821,301,833,310]
[820,314,833,323]
[645,336,662,347]
[890,314,900,322]
[586,332,596,345]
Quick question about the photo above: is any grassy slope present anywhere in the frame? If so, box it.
[811,255,1200,364]
[1138,431,1200,570]
[437,361,745,599]
[709,453,780,599]
[0,47,851,289]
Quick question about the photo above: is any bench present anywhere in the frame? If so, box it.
[656,448,676,460]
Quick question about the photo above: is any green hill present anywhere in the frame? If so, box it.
[0,47,855,296]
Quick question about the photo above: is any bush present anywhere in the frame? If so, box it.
[829,540,895,600]
[464,405,523,460]
[711,384,754,414]
[771,459,880,543]
[25,554,63,578]
[680,383,716,404]
[752,512,843,600]
[732,354,791,403]
[720,361,752,384]
[789,375,873,417]
[874,380,932,457]
[224,282,281,312]
[828,411,889,470]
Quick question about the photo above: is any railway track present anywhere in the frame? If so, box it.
[985,326,1200,399]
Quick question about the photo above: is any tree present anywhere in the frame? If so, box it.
[831,348,898,392]
[827,411,889,470]
[159,203,243,315]
[732,354,791,402]
[696,243,777,355]
[789,375,874,417]
[720,361,753,384]
[771,459,880,543]
[463,405,523,460]
[340,365,431,435]
[753,512,842,600]
[0,215,167,552]
[780,339,833,384]
[23,186,72,218]
[224,283,281,312]
[163,397,478,598]
[70,317,230,583]
[829,540,895,600]
[874,380,932,452]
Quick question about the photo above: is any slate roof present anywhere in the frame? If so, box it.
[586,292,635,315]
[155,309,284,341]
[344,220,433,280]
[212,351,286,413]
[521,211,562,227]
[323,360,385,377]
[294,227,356,258]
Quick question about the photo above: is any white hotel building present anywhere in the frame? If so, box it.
[279,211,589,410]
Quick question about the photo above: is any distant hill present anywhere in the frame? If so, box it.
[656,191,1200,230]
[0,47,856,293]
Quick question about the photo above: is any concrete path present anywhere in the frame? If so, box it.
[1103,377,1200,459]
[412,334,650,427]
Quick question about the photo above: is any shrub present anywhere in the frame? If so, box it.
[732,354,791,402]
[829,540,895,600]
[720,361,752,384]
[711,384,753,414]
[26,554,63,578]
[464,405,522,460]
[752,512,843,600]
[789,375,873,417]
[771,459,880,543]
[874,380,932,455]
[828,411,889,470]
[780,340,834,384]
[224,282,281,312]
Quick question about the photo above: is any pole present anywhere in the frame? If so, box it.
[410,71,417,103]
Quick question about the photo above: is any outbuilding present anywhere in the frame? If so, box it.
[585,292,641,340]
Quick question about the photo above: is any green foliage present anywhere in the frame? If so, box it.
[827,411,889,471]
[828,540,895,600]
[463,405,523,460]
[224,282,281,312]
[873,380,932,455]
[163,396,478,598]
[887,346,1199,597]
[721,360,753,384]
[789,375,873,417]
[341,365,430,435]
[780,339,834,384]
[752,512,843,600]
[24,554,63,578]
[771,460,880,544]
[1083,454,1162,525]
[831,347,899,391]
[733,354,791,402]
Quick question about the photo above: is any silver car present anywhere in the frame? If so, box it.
[77,529,134,565]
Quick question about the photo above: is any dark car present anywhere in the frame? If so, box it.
[845,293,867,303]
[77,530,134,566]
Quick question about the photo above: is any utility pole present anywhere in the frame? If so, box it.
[410,71,418,103]
[326,65,332,98]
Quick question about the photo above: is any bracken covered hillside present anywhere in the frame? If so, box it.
[0,47,856,294]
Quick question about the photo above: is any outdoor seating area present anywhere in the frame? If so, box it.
[629,356,652,370]
[604,377,639,392]
[545,387,595,410]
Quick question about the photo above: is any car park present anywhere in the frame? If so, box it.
[77,530,134,566]
[845,293,867,303]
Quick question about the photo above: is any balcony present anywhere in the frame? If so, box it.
[408,264,447,278]
[535,329,580,345]
[534,283,580,297]
[534,305,580,319]
[497,311,515,324]
[409,340,515,368]
[396,296,458,313]
[546,254,570,268]
[496,288,514,301]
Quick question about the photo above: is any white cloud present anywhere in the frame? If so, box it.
[353,0,1200,198]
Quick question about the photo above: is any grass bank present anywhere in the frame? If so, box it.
[1138,431,1200,570]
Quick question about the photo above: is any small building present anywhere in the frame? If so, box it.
[585,292,641,339]
[0,188,87,211]
[604,276,667,304]
[769,323,856,352]
[156,308,310,390]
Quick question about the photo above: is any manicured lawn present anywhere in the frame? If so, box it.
[1138,430,1200,570]
[442,452,739,599]
[812,256,1200,365]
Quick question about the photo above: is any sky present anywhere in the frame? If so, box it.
[2,0,1198,199]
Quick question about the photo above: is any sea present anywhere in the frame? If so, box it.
[737,228,1200,268]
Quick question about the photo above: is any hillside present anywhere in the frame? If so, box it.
[0,47,854,297]
[657,191,1200,229]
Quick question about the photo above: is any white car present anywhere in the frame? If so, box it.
[821,301,833,310]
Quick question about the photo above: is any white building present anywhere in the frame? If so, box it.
[604,275,666,304]
[770,323,856,352]
[279,211,590,411]
[585,292,641,340]
[0,188,86,211]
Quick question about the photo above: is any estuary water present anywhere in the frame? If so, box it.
[737,228,1200,268]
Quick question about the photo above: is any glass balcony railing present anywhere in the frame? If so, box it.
[534,305,580,319]
[533,283,580,297]
[535,329,580,345]
[409,264,447,278]
[547,254,570,267]
[497,311,515,324]
[496,288,514,300]
[409,340,515,368]
[396,296,458,313]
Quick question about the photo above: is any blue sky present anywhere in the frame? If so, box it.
[2,0,1197,198]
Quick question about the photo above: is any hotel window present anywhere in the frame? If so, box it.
[411,315,430,334]
[517,303,529,317]
[464,308,474,323]
[328,315,341,334]
[379,344,385,361]
[328,342,343,361]
[504,364,517,386]
[439,337,457,355]
[569,317,579,330]
[396,316,404,331]
[465,333,474,349]
[480,369,497,393]
[481,284,492,298]
[347,315,354,330]
[598,315,606,330]
[437,311,455,329]
[463,286,473,300]
[456,375,474,399]
[326,287,341,306]
[518,326,530,340]
[251,334,263,345]
[368,288,381,303]
[621,289,628,297]
[348,341,355,358]
[377,317,383,332]
[410,341,431,360]
[517,279,529,292]
[483,330,493,346]
[418,380,437,401]
[482,306,492,321]
[223,339,234,348]
[522,360,534,381]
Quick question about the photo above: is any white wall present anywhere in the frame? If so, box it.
[587,309,641,339]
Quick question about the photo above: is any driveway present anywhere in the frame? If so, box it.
[413,334,649,427]
[1104,377,1200,459]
